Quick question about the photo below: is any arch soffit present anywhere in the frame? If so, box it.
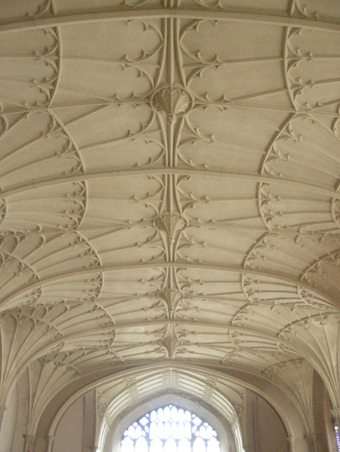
[46,363,308,443]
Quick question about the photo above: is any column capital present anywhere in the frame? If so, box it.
[23,434,37,440]
[46,435,55,452]
[23,434,37,452]
[286,434,316,452]
[286,435,296,446]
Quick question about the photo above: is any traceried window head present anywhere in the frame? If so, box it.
[121,405,221,452]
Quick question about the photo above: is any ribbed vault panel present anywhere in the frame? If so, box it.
[0,0,339,432]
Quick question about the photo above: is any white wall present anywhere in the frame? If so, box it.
[243,390,289,452]
[53,391,96,452]
[53,397,84,452]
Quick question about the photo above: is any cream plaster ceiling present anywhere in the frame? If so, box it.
[0,0,340,436]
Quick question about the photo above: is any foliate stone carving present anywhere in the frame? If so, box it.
[297,286,331,311]
[262,358,304,379]
[160,288,184,320]
[289,0,319,19]
[301,251,340,290]
[277,313,335,342]
[22,287,43,306]
[158,324,183,360]
[26,0,52,18]
[1,2,340,422]
[154,212,188,244]
[151,85,193,124]
[60,182,87,230]
[0,28,60,109]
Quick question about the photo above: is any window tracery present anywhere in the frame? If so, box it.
[121,405,221,452]
[334,422,340,452]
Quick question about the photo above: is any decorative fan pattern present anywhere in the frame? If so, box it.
[0,0,339,448]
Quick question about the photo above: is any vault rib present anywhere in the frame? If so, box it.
[0,9,339,35]
[1,168,340,199]
[0,262,337,310]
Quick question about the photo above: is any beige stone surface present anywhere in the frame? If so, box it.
[0,0,339,450]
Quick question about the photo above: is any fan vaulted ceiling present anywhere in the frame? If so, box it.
[0,0,340,441]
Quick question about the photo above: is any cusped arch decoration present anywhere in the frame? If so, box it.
[120,404,220,452]
[94,366,247,452]
[46,363,309,452]
[103,393,239,452]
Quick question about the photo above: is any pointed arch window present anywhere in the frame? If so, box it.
[335,422,340,452]
[120,405,221,452]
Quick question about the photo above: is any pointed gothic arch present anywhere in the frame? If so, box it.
[120,404,220,452]
[105,393,237,452]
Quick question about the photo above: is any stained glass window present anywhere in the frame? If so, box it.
[121,405,221,452]
[335,422,340,452]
